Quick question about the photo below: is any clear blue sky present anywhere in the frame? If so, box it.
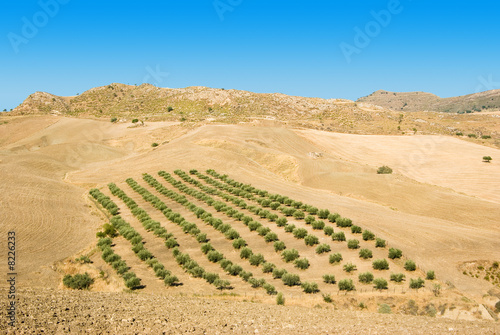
[1,0,499,110]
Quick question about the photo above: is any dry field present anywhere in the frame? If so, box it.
[0,115,499,333]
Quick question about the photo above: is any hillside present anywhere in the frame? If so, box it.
[357,89,500,113]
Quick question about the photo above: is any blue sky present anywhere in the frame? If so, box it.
[1,0,499,110]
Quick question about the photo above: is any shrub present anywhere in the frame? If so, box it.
[351,225,362,234]
[329,253,343,264]
[137,249,153,261]
[338,279,355,291]
[482,135,492,139]
[390,273,405,282]
[358,272,374,284]
[164,275,179,286]
[276,217,287,227]
[282,249,299,262]
[409,277,425,289]
[264,232,279,242]
[373,259,389,270]
[336,217,352,228]
[327,213,340,223]
[63,273,94,290]
[304,235,319,246]
[315,243,331,254]
[75,255,92,264]
[332,232,346,241]
[318,209,330,219]
[426,270,435,280]
[311,220,325,230]
[110,117,118,123]
[284,224,295,233]
[483,156,492,162]
[362,230,375,241]
[343,262,357,273]
[294,258,310,270]
[282,273,301,286]
[377,166,393,174]
[305,215,315,224]
[273,241,286,252]
[468,133,477,138]
[301,282,319,293]
[322,294,333,303]
[165,238,179,249]
[359,248,373,259]
[214,279,231,290]
[378,304,391,314]
[196,233,208,243]
[347,239,360,249]
[125,276,141,289]
[374,278,388,290]
[375,238,386,248]
[227,264,243,276]
[404,260,416,271]
[263,283,277,295]
[276,292,285,305]
[293,211,305,220]
[249,253,265,266]
[262,262,275,273]
[225,229,240,240]
[256,226,271,237]
[293,228,308,239]
[240,247,253,259]
[239,271,253,282]
[388,248,402,259]
[272,268,287,279]
[151,142,159,147]
[207,250,224,263]
[248,221,261,231]
[495,301,500,313]
[323,274,336,284]
[232,238,247,249]
[248,278,265,288]
[323,226,334,236]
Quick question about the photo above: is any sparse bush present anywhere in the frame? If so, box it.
[373,278,388,290]
[318,209,330,219]
[240,247,253,259]
[165,238,179,249]
[336,217,352,228]
[249,253,265,266]
[301,282,319,293]
[274,241,286,252]
[362,230,375,241]
[276,217,287,227]
[272,268,287,279]
[323,226,334,236]
[263,283,277,295]
[276,292,285,305]
[304,235,319,246]
[322,293,333,303]
[282,273,301,286]
[323,274,336,284]
[196,233,208,243]
[315,243,331,254]
[468,133,477,138]
[207,250,224,263]
[338,279,355,291]
[164,275,179,286]
[256,226,271,237]
[332,232,346,241]
[343,262,357,273]
[294,258,310,270]
[327,213,340,223]
[125,275,141,289]
[311,220,325,230]
[282,249,299,262]
[132,118,139,123]
[329,253,343,264]
[377,166,393,174]
[404,260,416,271]
[495,300,500,313]
[137,249,153,261]
[347,239,360,249]
[358,272,374,284]
[225,229,240,240]
[63,273,94,290]
[110,117,117,123]
[284,224,295,233]
[305,215,315,224]
[264,232,279,242]
[378,304,391,314]
[373,259,389,270]
[388,248,402,259]
[239,271,253,282]
[390,273,405,283]
[214,279,231,290]
[248,277,265,288]
[293,228,308,239]
[151,142,159,147]
[409,277,425,289]
[483,156,492,162]
[426,270,435,280]
[262,262,275,273]
[359,248,373,259]
[351,225,362,234]
[293,211,305,220]
[375,238,386,248]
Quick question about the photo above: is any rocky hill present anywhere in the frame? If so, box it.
[357,89,500,113]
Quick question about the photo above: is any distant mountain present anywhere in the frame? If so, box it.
[357,89,500,113]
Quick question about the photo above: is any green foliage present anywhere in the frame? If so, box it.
[301,282,319,293]
[282,273,301,286]
[343,262,357,273]
[132,118,139,123]
[293,211,305,220]
[347,239,360,249]
[327,213,340,223]
[359,248,373,259]
[249,253,265,266]
[311,220,325,230]
[294,258,310,270]
[214,279,231,290]
[332,232,346,241]
[404,260,416,271]
[322,293,333,303]
[468,133,477,138]
[125,275,141,289]
[373,278,388,290]
[151,142,159,147]
[63,273,94,290]
[207,250,224,263]
[329,253,343,264]
[264,232,279,242]
[388,248,402,259]
[323,226,334,236]
[110,117,117,123]
[323,274,336,284]
[164,275,179,286]
[409,277,425,289]
[240,247,253,259]
[256,226,271,237]
[351,225,362,234]
[362,230,375,241]
[232,238,247,249]
[224,228,240,240]
[284,224,295,233]
[293,228,308,239]
[338,279,355,291]
[336,217,352,228]
[282,249,299,262]
[276,217,287,227]
[378,304,391,314]
[272,268,287,279]
[318,209,330,219]
[483,156,492,162]
[75,255,92,264]
[377,166,393,174]
[263,283,277,295]
[373,259,389,270]
[426,270,435,280]
[315,243,331,254]
[358,272,374,284]
[375,238,386,248]
[262,262,275,273]
[276,292,285,305]
[390,273,405,283]
[273,241,286,252]
[304,235,319,246]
